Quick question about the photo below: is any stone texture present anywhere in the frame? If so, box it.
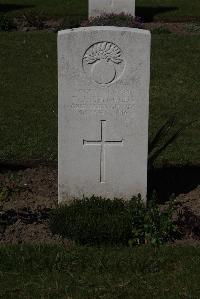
[89,0,135,17]
[58,26,151,202]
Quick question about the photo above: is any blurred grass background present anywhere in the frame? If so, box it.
[0,0,200,21]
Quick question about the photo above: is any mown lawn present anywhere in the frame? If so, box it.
[150,34,200,165]
[0,0,200,21]
[0,244,200,298]
[1,0,88,19]
[136,0,200,21]
[0,32,199,165]
[0,32,57,161]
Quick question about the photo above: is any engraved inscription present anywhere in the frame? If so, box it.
[69,89,134,116]
[83,42,125,85]
[70,97,133,115]
[83,120,123,183]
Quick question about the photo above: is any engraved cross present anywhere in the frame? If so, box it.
[83,120,123,183]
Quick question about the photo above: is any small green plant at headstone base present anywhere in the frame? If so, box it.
[81,13,143,29]
[50,195,177,247]
[128,193,177,247]
[50,196,134,245]
[144,193,177,247]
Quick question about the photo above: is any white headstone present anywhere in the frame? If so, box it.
[89,0,135,17]
[58,27,150,202]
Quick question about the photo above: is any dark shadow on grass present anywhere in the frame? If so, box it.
[148,166,200,203]
[136,6,178,22]
[0,4,34,13]
[0,160,57,173]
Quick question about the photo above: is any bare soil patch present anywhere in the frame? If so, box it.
[0,166,69,245]
[173,186,200,241]
[144,22,200,35]
[3,15,200,35]
[0,166,199,245]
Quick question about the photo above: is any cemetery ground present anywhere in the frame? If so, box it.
[0,168,200,298]
[0,30,200,296]
[1,244,200,298]
[0,1,200,298]
[1,0,200,23]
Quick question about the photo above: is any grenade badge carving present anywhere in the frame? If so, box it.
[83,42,125,85]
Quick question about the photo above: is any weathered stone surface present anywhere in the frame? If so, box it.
[89,0,135,17]
[58,26,151,202]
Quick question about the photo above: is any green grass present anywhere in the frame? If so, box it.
[0,0,200,21]
[0,32,199,165]
[1,244,200,298]
[0,32,57,161]
[0,0,88,19]
[136,0,200,21]
[149,34,200,165]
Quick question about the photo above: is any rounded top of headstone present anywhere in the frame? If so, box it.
[58,26,151,37]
